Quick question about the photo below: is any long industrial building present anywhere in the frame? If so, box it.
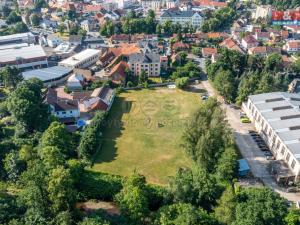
[59,49,100,69]
[243,92,300,181]
[0,44,48,69]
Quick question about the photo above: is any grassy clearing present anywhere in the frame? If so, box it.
[92,88,200,184]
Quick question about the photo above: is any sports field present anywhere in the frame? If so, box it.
[92,88,200,184]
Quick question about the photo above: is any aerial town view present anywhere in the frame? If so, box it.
[1,0,300,224]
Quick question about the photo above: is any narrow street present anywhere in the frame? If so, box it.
[199,80,300,203]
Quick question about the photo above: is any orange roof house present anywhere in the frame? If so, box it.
[202,47,217,58]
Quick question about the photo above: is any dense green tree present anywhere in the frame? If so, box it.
[78,216,110,225]
[39,121,73,156]
[154,203,218,225]
[6,11,21,24]
[213,69,236,102]
[13,22,29,33]
[39,146,66,169]
[285,208,300,225]
[236,71,260,105]
[0,66,22,88]
[7,78,49,132]
[115,173,149,224]
[78,111,106,160]
[58,24,66,35]
[175,77,189,89]
[182,98,232,172]
[214,185,237,225]
[34,0,47,9]
[47,166,76,214]
[233,188,288,225]
[292,58,300,75]
[169,166,220,210]
[138,70,148,85]
[0,194,20,224]
[264,53,283,72]
[18,162,50,221]
[2,5,12,18]
[31,13,41,27]
[3,150,25,182]
[215,147,238,182]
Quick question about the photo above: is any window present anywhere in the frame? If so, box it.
[276,141,281,150]
[70,111,73,114]
[286,153,291,162]
[281,147,286,156]
[291,160,296,169]
[62,112,66,114]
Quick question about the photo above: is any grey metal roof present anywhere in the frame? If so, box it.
[22,66,72,82]
[249,92,300,162]
[161,10,197,18]
[128,53,160,63]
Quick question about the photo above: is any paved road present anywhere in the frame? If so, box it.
[198,80,300,203]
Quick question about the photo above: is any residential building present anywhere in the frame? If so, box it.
[252,5,272,20]
[241,35,259,50]
[202,47,217,58]
[96,61,129,85]
[68,35,83,46]
[248,46,281,56]
[22,66,73,86]
[0,44,48,69]
[67,73,84,91]
[141,0,162,11]
[220,38,244,54]
[128,52,161,76]
[83,36,106,49]
[160,10,203,27]
[284,40,300,53]
[242,92,300,182]
[59,49,101,69]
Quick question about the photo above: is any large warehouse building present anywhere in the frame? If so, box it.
[243,92,300,181]
[22,66,73,86]
[0,44,48,69]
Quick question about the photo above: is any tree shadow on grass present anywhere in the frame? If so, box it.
[93,96,133,163]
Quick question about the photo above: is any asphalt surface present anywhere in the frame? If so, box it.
[197,80,300,203]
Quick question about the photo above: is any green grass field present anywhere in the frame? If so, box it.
[92,88,200,184]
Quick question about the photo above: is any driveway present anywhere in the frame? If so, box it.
[197,80,300,203]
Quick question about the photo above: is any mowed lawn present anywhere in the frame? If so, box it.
[92,88,200,184]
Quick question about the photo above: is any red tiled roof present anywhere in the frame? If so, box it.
[109,61,128,79]
[202,47,217,55]
[287,40,300,49]
[173,41,189,49]
[84,4,103,12]
[243,35,258,44]
[194,0,227,7]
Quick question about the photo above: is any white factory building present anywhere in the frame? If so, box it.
[59,49,101,69]
[243,92,300,182]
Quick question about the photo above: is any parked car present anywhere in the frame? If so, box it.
[264,151,273,156]
[286,187,300,193]
[201,95,208,100]
[240,117,251,123]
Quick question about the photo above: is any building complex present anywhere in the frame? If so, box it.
[243,92,300,181]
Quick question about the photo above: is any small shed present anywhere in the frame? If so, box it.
[238,159,250,176]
